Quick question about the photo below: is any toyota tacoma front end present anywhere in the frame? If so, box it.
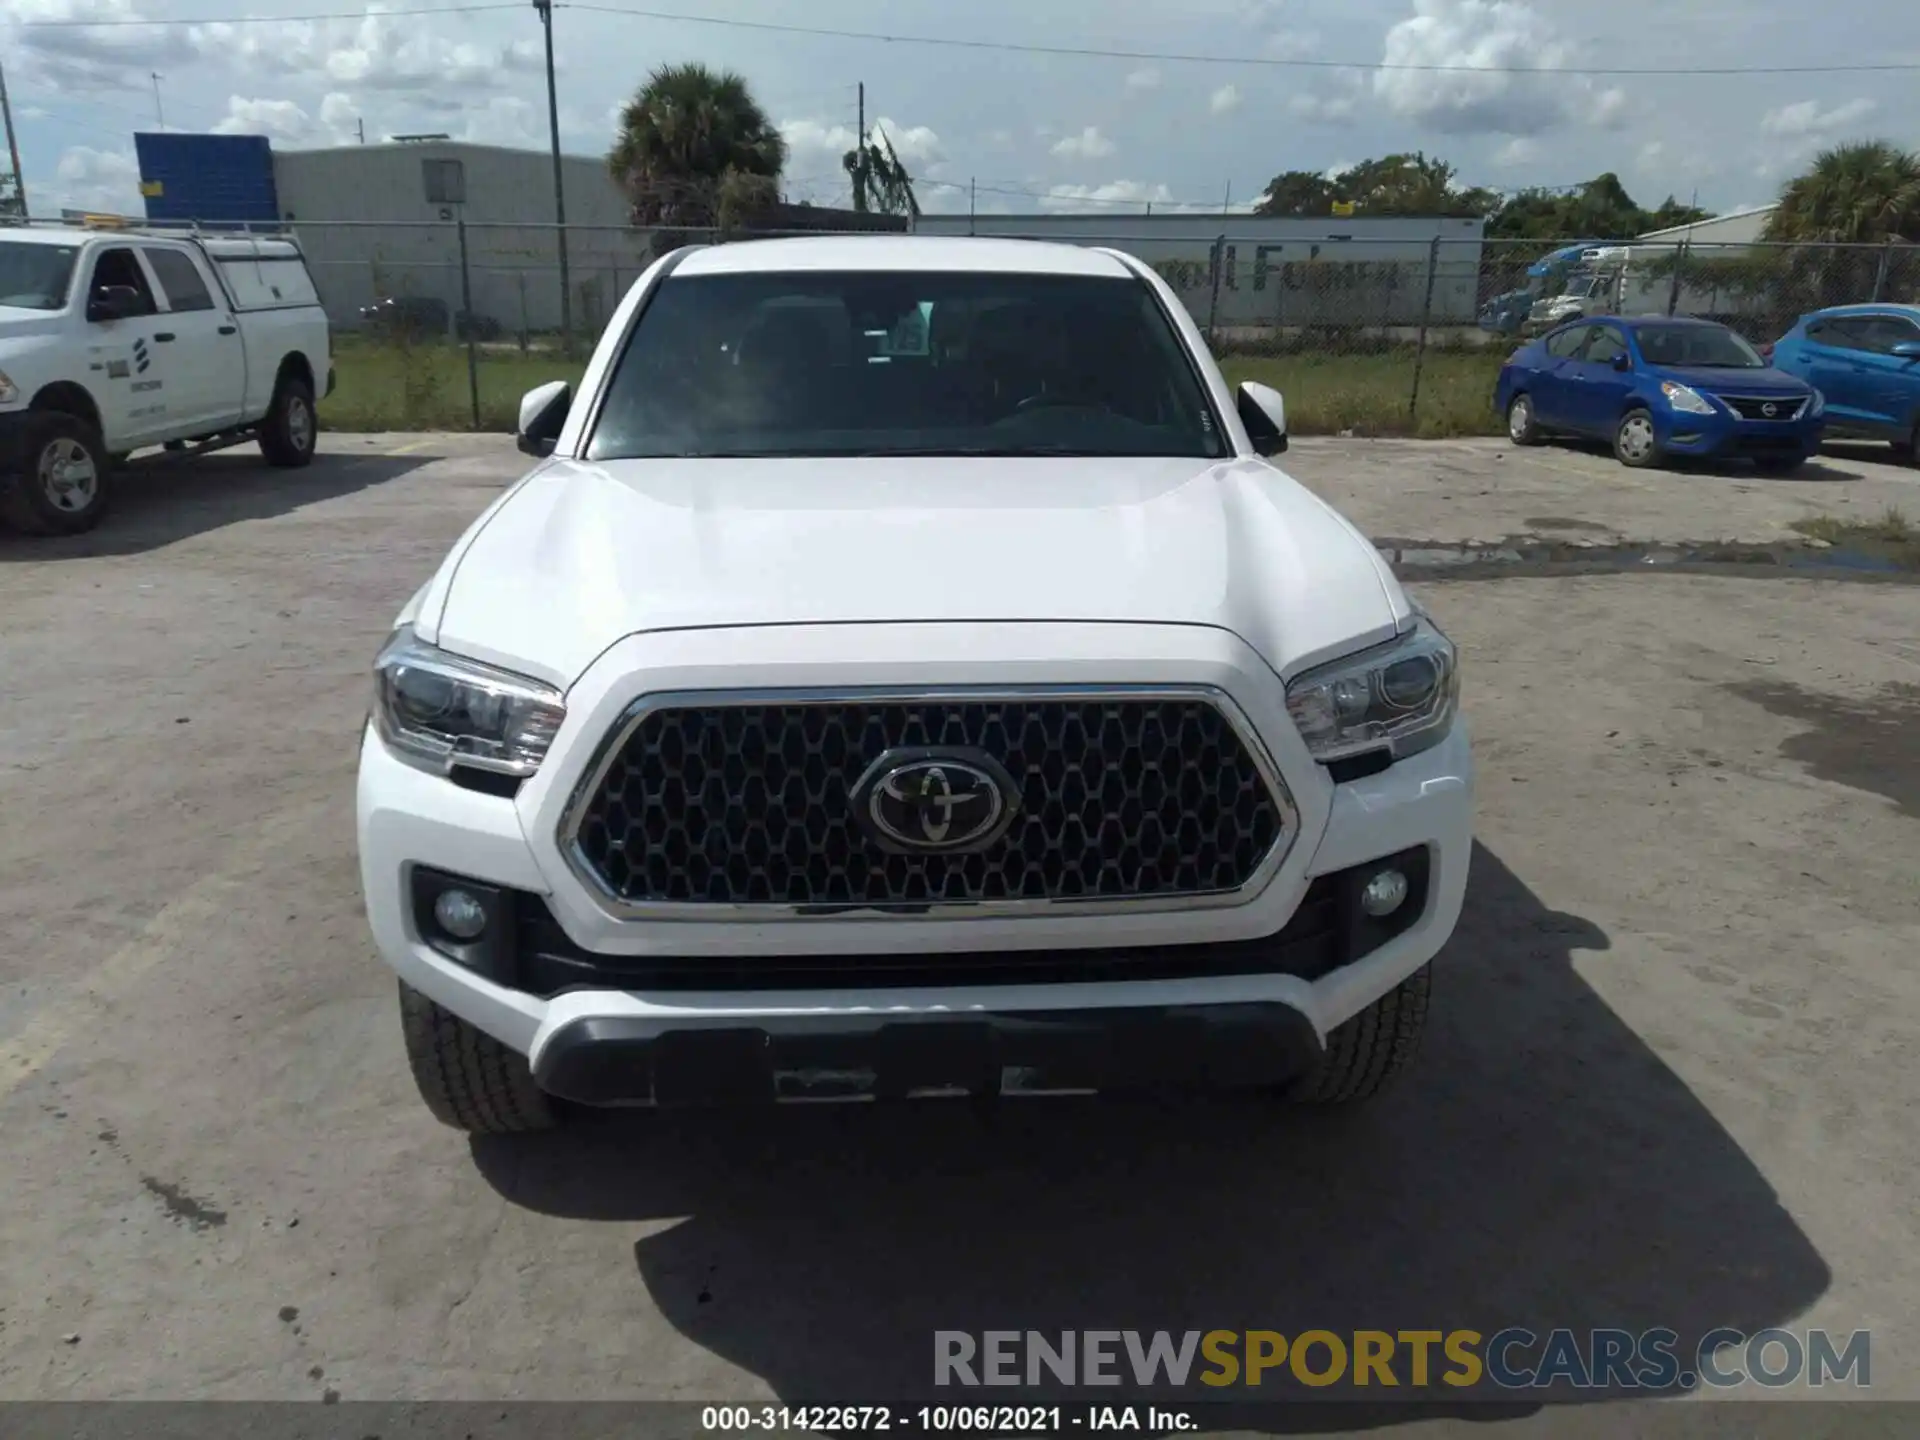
[355,236,1473,1132]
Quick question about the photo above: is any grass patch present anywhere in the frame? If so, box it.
[320,338,1507,439]
[1220,350,1506,440]
[1788,508,1920,570]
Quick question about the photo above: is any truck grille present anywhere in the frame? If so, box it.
[1720,395,1806,421]
[565,693,1289,910]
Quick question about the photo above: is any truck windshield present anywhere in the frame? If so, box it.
[0,243,80,311]
[1632,323,1765,368]
[586,269,1224,461]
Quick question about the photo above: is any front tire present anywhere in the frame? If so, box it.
[1613,407,1661,469]
[1,412,114,536]
[398,981,556,1134]
[1290,964,1431,1104]
[258,373,317,468]
[1506,393,1541,446]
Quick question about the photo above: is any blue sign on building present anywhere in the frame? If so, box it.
[134,133,281,229]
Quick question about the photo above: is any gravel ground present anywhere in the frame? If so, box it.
[0,435,1915,1431]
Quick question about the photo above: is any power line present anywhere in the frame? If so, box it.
[554,3,1918,77]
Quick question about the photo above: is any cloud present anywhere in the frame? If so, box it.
[9,0,197,90]
[1050,126,1116,160]
[44,144,141,214]
[1370,0,1633,135]
[1263,31,1320,59]
[213,96,317,142]
[1492,136,1540,167]
[1759,97,1877,138]
[781,114,942,169]
[1287,89,1359,123]
[1035,180,1177,213]
[1209,83,1243,116]
[1125,67,1161,91]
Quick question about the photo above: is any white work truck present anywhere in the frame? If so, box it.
[0,223,333,535]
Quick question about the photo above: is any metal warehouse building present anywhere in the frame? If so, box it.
[135,134,1487,335]
[916,212,1490,329]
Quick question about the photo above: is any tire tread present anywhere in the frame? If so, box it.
[398,981,555,1133]
[1291,963,1432,1104]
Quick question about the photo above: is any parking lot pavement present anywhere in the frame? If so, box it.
[1290,435,1920,547]
[1,435,1917,1419]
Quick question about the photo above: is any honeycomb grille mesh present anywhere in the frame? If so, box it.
[570,697,1285,907]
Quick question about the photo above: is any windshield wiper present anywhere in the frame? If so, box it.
[850,445,1109,457]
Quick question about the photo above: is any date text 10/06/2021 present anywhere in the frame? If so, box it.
[701,1406,1196,1432]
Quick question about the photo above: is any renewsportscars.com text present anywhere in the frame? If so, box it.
[934,1328,1870,1391]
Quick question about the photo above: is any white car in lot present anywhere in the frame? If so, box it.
[356,235,1473,1132]
[0,224,331,535]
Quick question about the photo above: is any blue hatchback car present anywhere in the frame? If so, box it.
[1494,316,1825,472]
[1765,304,1920,466]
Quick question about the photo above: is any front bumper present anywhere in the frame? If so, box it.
[357,622,1475,1104]
[1654,407,1824,460]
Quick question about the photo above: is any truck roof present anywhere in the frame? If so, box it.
[0,225,303,262]
[674,234,1135,278]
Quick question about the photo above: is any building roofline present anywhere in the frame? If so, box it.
[272,139,609,164]
[1637,202,1779,241]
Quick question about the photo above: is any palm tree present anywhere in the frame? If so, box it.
[1765,141,1920,244]
[608,63,787,229]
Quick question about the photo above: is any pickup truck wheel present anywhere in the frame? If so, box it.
[1289,963,1431,1104]
[258,375,317,468]
[2,413,113,536]
[397,980,556,1134]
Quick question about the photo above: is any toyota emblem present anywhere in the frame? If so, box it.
[850,747,1021,854]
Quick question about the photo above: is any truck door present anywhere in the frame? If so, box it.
[141,244,246,435]
[79,246,173,450]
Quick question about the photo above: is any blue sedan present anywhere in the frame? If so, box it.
[1494,316,1825,472]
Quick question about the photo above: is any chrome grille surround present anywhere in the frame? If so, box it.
[557,686,1300,921]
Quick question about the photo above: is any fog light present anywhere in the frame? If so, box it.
[1361,868,1409,918]
[432,887,488,941]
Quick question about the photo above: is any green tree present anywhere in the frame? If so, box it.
[1484,173,1707,242]
[1255,152,1495,218]
[843,125,921,218]
[608,63,787,228]
[1764,140,1920,244]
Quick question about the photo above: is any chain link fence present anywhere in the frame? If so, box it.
[255,218,1920,435]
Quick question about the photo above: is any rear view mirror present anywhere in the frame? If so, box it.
[1892,341,1920,360]
[1236,381,1288,457]
[516,381,571,458]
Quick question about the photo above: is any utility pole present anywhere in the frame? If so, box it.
[852,82,867,213]
[532,0,572,347]
[1222,180,1232,214]
[357,117,366,145]
[151,73,164,130]
[0,60,27,220]
[968,176,975,234]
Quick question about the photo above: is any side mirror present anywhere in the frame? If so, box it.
[1891,340,1920,360]
[516,380,571,458]
[1611,351,1632,371]
[87,284,145,322]
[1236,380,1287,457]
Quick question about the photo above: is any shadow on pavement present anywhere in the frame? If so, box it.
[473,840,1829,1428]
[0,447,437,560]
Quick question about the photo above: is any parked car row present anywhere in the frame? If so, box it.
[1495,303,1920,471]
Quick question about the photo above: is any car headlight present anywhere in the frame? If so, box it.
[1809,389,1825,418]
[1285,617,1460,764]
[1660,380,1717,416]
[372,626,565,777]
[0,370,18,405]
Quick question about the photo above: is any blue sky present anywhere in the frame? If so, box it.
[6,0,1917,220]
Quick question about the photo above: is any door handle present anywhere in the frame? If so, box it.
[154,332,177,342]
[217,324,237,335]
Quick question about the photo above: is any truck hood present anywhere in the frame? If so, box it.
[427,455,1405,689]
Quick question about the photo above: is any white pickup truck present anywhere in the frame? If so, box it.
[0,224,333,535]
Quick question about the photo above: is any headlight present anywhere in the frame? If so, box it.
[1285,617,1459,764]
[372,626,565,777]
[0,370,18,405]
[1809,389,1825,418]
[1660,380,1716,415]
